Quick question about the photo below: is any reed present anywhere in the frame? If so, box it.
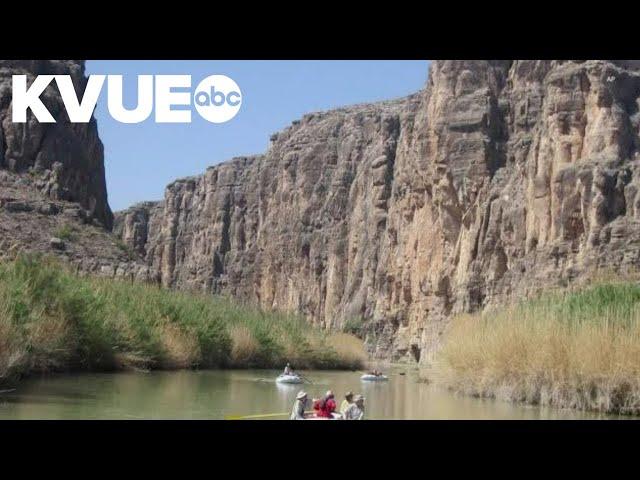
[0,254,365,385]
[436,281,640,414]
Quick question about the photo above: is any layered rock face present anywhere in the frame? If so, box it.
[0,60,152,280]
[0,60,112,228]
[116,60,640,362]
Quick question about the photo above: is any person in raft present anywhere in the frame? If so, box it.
[313,390,337,418]
[283,363,294,376]
[290,391,308,420]
[340,391,354,415]
[343,394,365,420]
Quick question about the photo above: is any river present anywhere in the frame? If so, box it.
[0,367,621,419]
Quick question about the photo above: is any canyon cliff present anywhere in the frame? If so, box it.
[0,60,152,280]
[0,60,111,228]
[5,60,637,363]
[115,60,640,362]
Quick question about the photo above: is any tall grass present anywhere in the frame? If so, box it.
[0,255,364,385]
[437,281,640,415]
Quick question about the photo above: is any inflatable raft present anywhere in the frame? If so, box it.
[306,412,342,420]
[360,374,388,382]
[276,374,304,384]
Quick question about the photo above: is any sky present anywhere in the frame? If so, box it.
[86,60,430,211]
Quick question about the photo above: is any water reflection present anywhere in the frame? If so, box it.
[0,367,623,420]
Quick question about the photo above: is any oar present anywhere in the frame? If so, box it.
[358,370,396,376]
[225,412,289,420]
[298,373,314,384]
[226,410,315,420]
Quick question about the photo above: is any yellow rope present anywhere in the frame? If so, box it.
[225,412,288,420]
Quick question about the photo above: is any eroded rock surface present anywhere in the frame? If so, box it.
[115,60,640,362]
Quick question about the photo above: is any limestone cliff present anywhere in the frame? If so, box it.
[115,60,640,362]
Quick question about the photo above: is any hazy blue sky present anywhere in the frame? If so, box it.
[86,60,430,211]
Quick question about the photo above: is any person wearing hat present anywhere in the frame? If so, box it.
[343,394,365,420]
[290,391,308,420]
[340,391,354,415]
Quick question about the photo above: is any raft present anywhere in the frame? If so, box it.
[306,412,342,420]
[276,374,304,384]
[360,374,388,382]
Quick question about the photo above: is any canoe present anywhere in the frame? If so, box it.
[361,374,388,381]
[276,374,304,384]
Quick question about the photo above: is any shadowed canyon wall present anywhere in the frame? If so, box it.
[0,60,154,279]
[0,60,112,228]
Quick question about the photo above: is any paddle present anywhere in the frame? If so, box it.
[226,410,315,420]
[358,370,399,377]
[298,373,314,384]
[225,412,288,420]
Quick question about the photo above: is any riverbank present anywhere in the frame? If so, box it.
[0,255,365,386]
[436,279,640,415]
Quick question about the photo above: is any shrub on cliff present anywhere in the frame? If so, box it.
[342,316,365,337]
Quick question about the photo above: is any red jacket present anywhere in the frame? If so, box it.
[314,397,336,418]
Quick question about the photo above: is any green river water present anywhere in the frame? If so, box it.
[0,367,622,419]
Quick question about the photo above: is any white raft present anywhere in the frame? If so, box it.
[276,374,304,384]
[360,374,388,382]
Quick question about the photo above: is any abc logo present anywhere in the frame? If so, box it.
[194,75,242,123]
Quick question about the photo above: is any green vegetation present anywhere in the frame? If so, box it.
[114,239,137,260]
[437,280,640,415]
[342,316,365,337]
[54,224,77,242]
[0,255,365,385]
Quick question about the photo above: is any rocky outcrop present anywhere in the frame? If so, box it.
[0,167,155,282]
[115,60,640,363]
[0,60,112,228]
[0,60,152,281]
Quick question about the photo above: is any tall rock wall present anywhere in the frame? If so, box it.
[0,60,112,228]
[115,60,640,362]
[0,60,153,281]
